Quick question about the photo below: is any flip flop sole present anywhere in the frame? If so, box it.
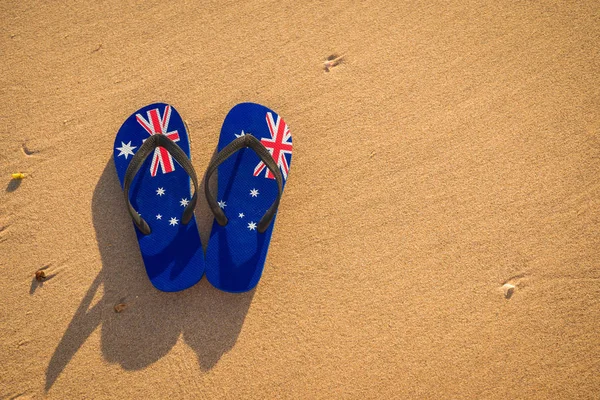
[114,103,204,292]
[205,103,293,293]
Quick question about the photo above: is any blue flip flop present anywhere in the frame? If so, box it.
[113,103,205,292]
[204,103,293,293]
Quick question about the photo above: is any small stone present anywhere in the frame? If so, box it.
[35,270,46,281]
[114,303,127,313]
[503,283,515,299]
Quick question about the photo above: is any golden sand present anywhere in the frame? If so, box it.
[1,1,599,398]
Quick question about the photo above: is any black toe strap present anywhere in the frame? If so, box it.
[123,134,198,235]
[204,134,283,233]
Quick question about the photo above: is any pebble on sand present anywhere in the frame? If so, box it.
[114,303,127,313]
[502,283,515,299]
[35,270,46,281]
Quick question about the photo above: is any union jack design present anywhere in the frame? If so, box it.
[136,106,180,177]
[253,112,293,180]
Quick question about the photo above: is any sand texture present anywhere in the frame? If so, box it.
[1,1,599,398]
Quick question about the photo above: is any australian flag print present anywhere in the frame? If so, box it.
[114,103,204,292]
[204,103,293,293]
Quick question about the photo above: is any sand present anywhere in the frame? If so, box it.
[1,1,599,398]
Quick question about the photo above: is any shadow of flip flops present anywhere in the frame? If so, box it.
[46,158,253,390]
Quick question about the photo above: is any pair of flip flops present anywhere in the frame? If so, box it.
[113,103,292,293]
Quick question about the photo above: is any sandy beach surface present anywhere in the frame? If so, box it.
[1,1,599,398]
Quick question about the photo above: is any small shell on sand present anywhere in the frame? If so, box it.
[324,54,344,72]
[502,283,515,299]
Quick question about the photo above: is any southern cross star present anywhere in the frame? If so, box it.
[250,188,259,197]
[169,217,179,226]
[156,187,165,196]
[218,200,226,209]
[247,221,257,231]
[235,130,247,138]
[156,214,162,220]
[116,141,137,159]
[238,213,245,218]
[180,198,189,207]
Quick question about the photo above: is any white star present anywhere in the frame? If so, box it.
[156,187,165,196]
[250,188,259,197]
[116,141,137,159]
[218,200,226,209]
[156,214,162,220]
[238,213,245,218]
[169,217,179,226]
[248,221,257,231]
[180,198,189,207]
[235,130,248,138]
